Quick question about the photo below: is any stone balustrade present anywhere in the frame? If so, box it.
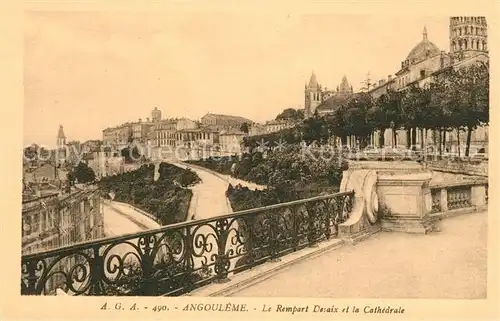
[430,180,488,217]
[337,160,488,237]
[426,160,488,177]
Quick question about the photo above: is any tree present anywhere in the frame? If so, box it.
[425,61,489,157]
[327,105,348,146]
[367,90,403,148]
[343,93,373,148]
[121,146,141,163]
[443,62,489,156]
[301,116,326,144]
[275,108,304,121]
[240,122,250,134]
[68,162,96,184]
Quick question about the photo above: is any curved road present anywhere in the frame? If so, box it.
[97,161,266,285]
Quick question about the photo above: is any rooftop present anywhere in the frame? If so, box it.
[405,26,441,63]
[202,113,253,123]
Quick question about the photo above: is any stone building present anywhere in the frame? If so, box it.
[304,74,355,117]
[304,72,322,118]
[365,17,489,153]
[56,125,67,165]
[219,130,245,154]
[151,106,162,122]
[21,186,105,294]
[102,123,132,148]
[131,118,153,144]
[264,120,295,133]
[248,123,267,136]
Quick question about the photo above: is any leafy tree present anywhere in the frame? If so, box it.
[342,93,373,148]
[439,62,489,156]
[327,105,348,145]
[367,90,403,148]
[275,108,304,121]
[68,162,96,184]
[240,122,250,134]
[121,146,141,163]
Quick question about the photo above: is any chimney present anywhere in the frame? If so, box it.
[388,75,392,81]
[146,117,150,122]
[139,118,142,123]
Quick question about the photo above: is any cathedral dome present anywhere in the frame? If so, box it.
[405,27,440,62]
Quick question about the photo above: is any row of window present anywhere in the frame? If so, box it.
[452,39,487,51]
[452,26,487,37]
[23,198,97,237]
[452,17,486,24]
[309,92,321,101]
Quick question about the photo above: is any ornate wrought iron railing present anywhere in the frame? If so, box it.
[21,191,354,296]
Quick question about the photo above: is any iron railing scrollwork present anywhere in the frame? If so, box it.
[21,191,354,296]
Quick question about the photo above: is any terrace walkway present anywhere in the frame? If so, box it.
[230,211,487,299]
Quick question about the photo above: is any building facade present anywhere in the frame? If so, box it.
[22,187,104,255]
[131,119,154,144]
[102,123,132,148]
[21,187,105,294]
[264,120,295,133]
[219,131,245,154]
[364,17,489,153]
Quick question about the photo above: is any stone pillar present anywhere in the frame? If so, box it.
[470,185,486,207]
[440,188,448,212]
[377,171,434,233]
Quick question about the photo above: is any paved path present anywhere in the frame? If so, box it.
[170,162,233,219]
[232,211,487,299]
[167,161,264,274]
[102,202,161,268]
[103,202,160,236]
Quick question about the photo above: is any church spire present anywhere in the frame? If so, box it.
[308,70,319,88]
[57,125,66,147]
[423,26,428,40]
[57,125,66,139]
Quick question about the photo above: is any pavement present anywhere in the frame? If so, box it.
[231,211,487,299]
[103,202,160,237]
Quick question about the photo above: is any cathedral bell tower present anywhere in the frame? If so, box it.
[449,16,487,60]
[56,125,67,167]
[304,71,322,118]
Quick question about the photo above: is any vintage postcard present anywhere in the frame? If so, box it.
[0,0,498,320]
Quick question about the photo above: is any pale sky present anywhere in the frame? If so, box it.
[24,12,451,148]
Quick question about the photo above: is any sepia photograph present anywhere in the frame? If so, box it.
[8,4,497,319]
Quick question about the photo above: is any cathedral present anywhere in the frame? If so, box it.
[304,16,489,153]
[304,73,354,118]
